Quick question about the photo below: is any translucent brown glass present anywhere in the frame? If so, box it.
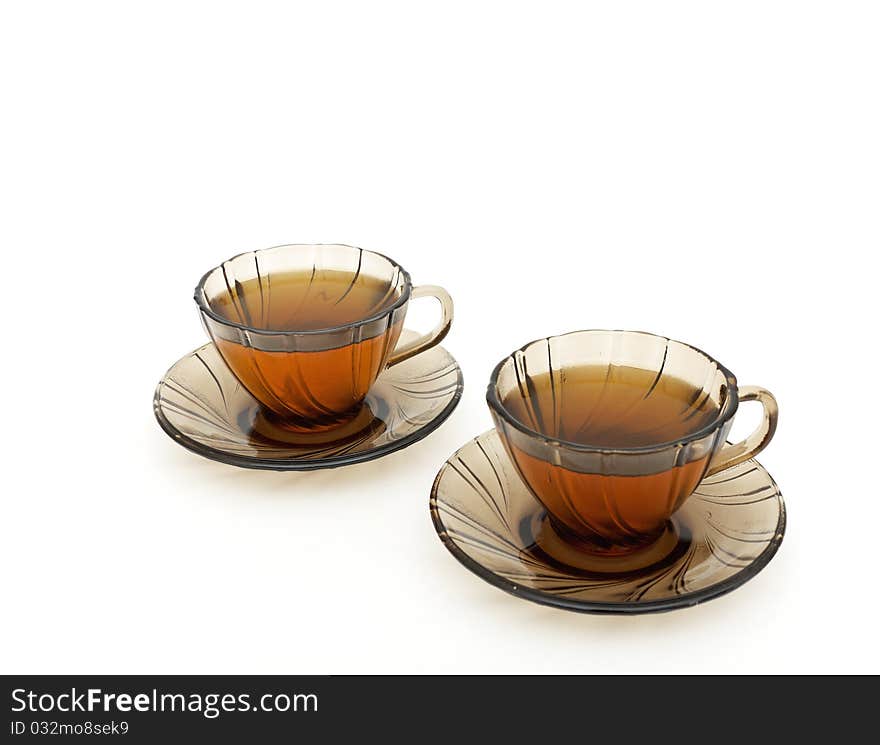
[154,332,463,470]
[487,330,778,555]
[431,430,785,614]
[196,244,452,432]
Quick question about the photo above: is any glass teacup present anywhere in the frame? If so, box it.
[196,244,453,432]
[487,330,778,556]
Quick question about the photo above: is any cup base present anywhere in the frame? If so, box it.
[251,404,384,445]
[528,514,690,574]
[258,403,367,433]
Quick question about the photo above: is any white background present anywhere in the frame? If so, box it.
[1,1,877,674]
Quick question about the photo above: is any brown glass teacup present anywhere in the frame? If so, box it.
[487,330,778,556]
[196,244,453,432]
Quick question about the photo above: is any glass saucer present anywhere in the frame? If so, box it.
[430,430,785,614]
[154,333,463,470]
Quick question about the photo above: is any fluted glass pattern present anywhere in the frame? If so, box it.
[154,334,463,470]
[196,244,410,430]
[487,331,740,552]
[430,430,785,614]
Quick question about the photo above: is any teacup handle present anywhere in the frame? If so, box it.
[386,285,454,367]
[705,386,779,476]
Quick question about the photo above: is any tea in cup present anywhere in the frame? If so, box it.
[487,330,778,555]
[196,244,453,432]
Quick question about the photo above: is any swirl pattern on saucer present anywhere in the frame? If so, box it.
[430,430,785,613]
[154,334,462,470]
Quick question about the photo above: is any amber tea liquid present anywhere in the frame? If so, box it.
[209,269,403,429]
[502,365,721,550]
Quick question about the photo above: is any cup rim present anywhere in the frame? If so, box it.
[485,329,740,455]
[194,243,413,335]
